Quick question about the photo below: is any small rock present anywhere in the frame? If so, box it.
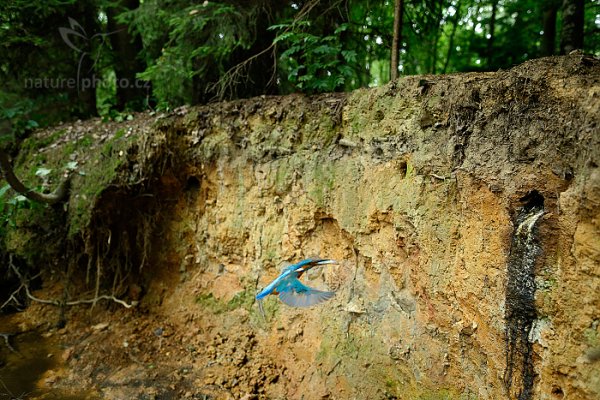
[44,373,58,385]
[62,347,74,361]
[339,138,358,148]
[345,300,366,314]
[585,348,600,362]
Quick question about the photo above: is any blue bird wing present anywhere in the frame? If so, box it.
[277,278,335,308]
[256,259,337,302]
[256,267,296,300]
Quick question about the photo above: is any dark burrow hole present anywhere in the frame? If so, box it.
[551,386,564,398]
[398,161,407,177]
[518,190,545,211]
[185,176,201,192]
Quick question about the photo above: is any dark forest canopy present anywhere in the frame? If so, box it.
[0,0,598,136]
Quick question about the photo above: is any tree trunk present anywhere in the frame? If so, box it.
[443,1,461,74]
[487,0,499,69]
[106,0,148,111]
[391,0,405,80]
[559,0,584,54]
[73,1,99,117]
[541,1,559,56]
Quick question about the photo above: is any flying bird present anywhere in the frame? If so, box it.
[256,258,336,314]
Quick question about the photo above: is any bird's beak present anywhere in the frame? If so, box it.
[316,259,337,265]
[294,259,337,272]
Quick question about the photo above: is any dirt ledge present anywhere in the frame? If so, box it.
[1,54,599,400]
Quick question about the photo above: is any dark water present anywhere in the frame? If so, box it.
[0,321,94,400]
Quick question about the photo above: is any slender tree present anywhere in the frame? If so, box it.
[391,0,405,80]
[443,1,462,74]
[487,0,499,68]
[106,0,148,110]
[429,1,445,74]
[541,0,560,56]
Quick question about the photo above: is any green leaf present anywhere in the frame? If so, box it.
[26,119,39,129]
[313,45,337,55]
[341,50,357,63]
[8,195,28,205]
[334,24,349,35]
[281,45,302,58]
[3,108,17,119]
[0,184,11,198]
[273,31,297,43]
[267,23,290,31]
[35,167,52,177]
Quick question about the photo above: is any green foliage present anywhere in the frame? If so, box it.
[0,0,99,129]
[0,0,598,121]
[583,1,600,55]
[271,21,357,93]
[0,98,39,140]
[0,168,51,239]
[125,0,260,107]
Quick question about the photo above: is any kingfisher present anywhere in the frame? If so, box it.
[256,258,337,314]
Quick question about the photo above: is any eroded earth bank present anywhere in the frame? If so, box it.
[1,54,599,399]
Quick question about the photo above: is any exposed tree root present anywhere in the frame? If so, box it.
[0,256,137,311]
[0,149,71,204]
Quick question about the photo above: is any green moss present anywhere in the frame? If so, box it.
[62,141,77,158]
[67,132,138,237]
[293,111,339,149]
[78,135,94,147]
[19,129,66,153]
[192,277,282,326]
[274,161,292,194]
[306,156,336,207]
[196,293,230,314]
[416,389,459,400]
[405,161,415,179]
[227,288,255,311]
[114,128,126,140]
[9,124,141,241]
[584,325,600,347]
[195,286,259,315]
[249,296,279,328]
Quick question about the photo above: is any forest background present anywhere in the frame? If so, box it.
[1,0,598,139]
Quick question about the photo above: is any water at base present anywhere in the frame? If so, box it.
[0,316,95,400]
